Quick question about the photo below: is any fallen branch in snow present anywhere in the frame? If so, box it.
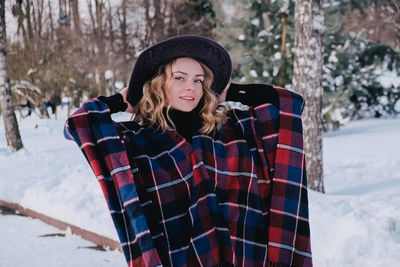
[0,199,122,252]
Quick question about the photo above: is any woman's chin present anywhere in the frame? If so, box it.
[172,104,198,112]
[176,107,195,112]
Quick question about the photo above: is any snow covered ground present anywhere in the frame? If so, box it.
[310,118,400,266]
[0,206,125,266]
[1,107,400,266]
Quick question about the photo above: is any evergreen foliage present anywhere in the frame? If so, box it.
[215,0,295,87]
[322,0,400,130]
[214,0,400,131]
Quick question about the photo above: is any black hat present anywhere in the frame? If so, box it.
[127,35,232,106]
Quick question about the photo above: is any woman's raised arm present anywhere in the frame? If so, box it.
[97,87,136,114]
[223,83,279,108]
[118,87,136,113]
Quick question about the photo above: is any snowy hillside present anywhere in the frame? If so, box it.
[1,108,400,266]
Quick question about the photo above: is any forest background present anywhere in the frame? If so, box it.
[6,0,400,127]
[2,0,400,192]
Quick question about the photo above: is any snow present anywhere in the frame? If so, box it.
[311,118,400,266]
[395,99,400,112]
[0,108,119,240]
[377,70,400,89]
[249,69,258,78]
[334,75,344,86]
[273,52,282,60]
[0,209,125,266]
[1,107,400,266]
[11,80,42,95]
[115,81,125,90]
[258,30,271,38]
[328,51,338,63]
[250,18,260,27]
[105,70,114,80]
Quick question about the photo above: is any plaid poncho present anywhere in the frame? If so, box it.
[64,86,312,267]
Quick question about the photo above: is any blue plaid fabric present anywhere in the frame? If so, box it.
[64,86,312,266]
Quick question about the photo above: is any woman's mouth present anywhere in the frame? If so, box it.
[179,96,195,101]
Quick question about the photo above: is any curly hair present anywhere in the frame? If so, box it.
[133,58,227,134]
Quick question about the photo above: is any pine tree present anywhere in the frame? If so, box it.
[214,0,295,87]
[322,0,400,130]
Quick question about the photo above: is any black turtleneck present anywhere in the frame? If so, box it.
[166,107,203,144]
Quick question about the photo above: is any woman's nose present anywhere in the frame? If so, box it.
[185,81,196,91]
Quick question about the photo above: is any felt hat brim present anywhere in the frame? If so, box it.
[127,35,232,106]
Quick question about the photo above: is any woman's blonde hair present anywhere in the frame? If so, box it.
[133,58,227,134]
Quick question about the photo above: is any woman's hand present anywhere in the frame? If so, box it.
[119,87,137,113]
[217,83,230,104]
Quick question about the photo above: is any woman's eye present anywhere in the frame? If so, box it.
[195,79,204,83]
[174,77,184,81]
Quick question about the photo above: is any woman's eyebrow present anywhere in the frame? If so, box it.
[173,71,204,77]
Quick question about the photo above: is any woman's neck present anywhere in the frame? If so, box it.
[166,107,202,144]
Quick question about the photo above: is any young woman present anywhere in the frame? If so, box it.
[65,35,312,267]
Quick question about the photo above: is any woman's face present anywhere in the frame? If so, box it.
[164,57,204,112]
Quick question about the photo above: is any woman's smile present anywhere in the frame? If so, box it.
[179,96,195,101]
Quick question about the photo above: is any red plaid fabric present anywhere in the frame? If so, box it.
[64,85,312,267]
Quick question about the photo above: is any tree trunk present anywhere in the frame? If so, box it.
[95,0,106,96]
[48,0,54,41]
[119,0,128,54]
[71,0,81,34]
[106,0,114,52]
[32,2,37,40]
[15,0,27,44]
[25,0,34,40]
[37,0,44,39]
[0,0,23,151]
[292,0,324,192]
[279,11,288,87]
